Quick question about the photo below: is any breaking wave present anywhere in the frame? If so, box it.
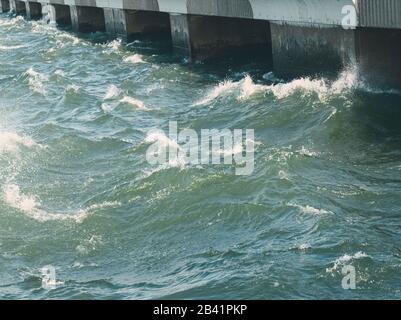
[326,252,370,274]
[194,67,398,106]
[0,132,41,154]
[288,203,332,216]
[3,184,120,223]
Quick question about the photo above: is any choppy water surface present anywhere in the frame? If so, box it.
[1,13,401,300]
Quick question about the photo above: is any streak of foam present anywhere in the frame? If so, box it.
[54,69,65,77]
[0,16,24,27]
[65,84,80,94]
[326,252,370,274]
[102,39,122,54]
[288,203,331,216]
[57,32,80,45]
[25,67,48,95]
[2,184,120,223]
[123,54,145,64]
[103,85,120,100]
[0,132,41,154]
[0,44,25,51]
[297,146,319,157]
[120,96,148,110]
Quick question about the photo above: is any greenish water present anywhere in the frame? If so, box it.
[1,13,401,300]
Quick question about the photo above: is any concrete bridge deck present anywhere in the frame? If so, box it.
[1,0,400,88]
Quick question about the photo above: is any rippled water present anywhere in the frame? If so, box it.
[1,13,401,300]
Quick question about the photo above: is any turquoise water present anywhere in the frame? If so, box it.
[1,13,401,300]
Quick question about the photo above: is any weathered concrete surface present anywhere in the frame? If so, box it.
[356,0,401,29]
[170,14,271,60]
[70,5,105,32]
[25,1,41,19]
[48,4,72,26]
[9,0,401,30]
[15,0,351,27]
[104,8,170,41]
[271,23,356,77]
[170,14,190,55]
[0,0,10,12]
[157,0,356,26]
[10,0,26,14]
[356,28,401,88]
[9,0,15,12]
[104,7,126,37]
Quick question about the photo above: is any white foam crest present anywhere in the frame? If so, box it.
[278,170,289,180]
[270,77,328,100]
[0,16,24,27]
[0,44,25,51]
[270,68,359,100]
[2,184,120,223]
[54,69,65,77]
[123,54,145,64]
[238,75,269,100]
[0,132,41,154]
[266,147,294,163]
[143,131,187,174]
[100,103,114,113]
[194,79,239,106]
[25,67,48,95]
[326,252,370,274]
[65,84,80,94]
[195,68,361,105]
[120,96,148,110]
[102,39,122,54]
[298,243,311,251]
[289,203,331,216]
[145,131,180,150]
[57,32,80,45]
[103,84,120,100]
[297,146,319,157]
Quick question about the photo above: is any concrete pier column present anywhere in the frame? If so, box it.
[0,0,10,12]
[170,14,191,56]
[47,4,71,26]
[9,0,15,12]
[70,5,105,33]
[25,1,41,20]
[270,23,356,78]
[356,28,401,89]
[104,9,170,41]
[169,14,271,61]
[10,0,25,15]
